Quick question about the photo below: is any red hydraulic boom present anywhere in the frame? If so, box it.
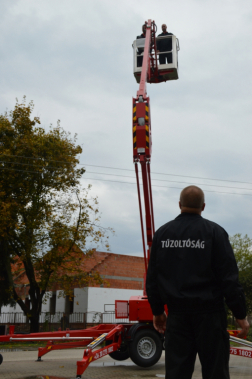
[133,19,160,284]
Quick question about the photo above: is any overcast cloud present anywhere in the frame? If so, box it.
[0,0,252,256]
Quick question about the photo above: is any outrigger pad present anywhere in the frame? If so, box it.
[0,354,3,365]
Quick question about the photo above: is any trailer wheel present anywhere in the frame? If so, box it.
[129,329,162,367]
[0,354,3,365]
[106,340,129,361]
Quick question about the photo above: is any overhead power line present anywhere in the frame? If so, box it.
[1,154,252,186]
[1,166,252,197]
[1,165,252,192]
[84,171,252,191]
[82,177,252,197]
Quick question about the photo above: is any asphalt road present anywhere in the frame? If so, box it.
[1,348,252,378]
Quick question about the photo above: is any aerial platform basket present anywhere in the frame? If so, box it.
[132,34,180,84]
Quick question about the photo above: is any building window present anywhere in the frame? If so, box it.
[65,295,73,314]
[50,293,56,314]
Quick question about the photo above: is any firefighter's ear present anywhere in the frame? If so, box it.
[202,203,205,211]
[179,201,182,209]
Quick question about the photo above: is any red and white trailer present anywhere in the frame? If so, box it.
[0,19,251,377]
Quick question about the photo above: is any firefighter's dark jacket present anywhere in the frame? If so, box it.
[146,213,246,319]
[136,33,146,55]
[157,32,173,52]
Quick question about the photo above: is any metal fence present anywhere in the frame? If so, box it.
[101,311,130,324]
[0,313,27,324]
[2,312,251,329]
[0,311,129,326]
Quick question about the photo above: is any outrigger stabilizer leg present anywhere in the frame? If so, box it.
[76,324,124,378]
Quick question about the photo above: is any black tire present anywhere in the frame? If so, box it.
[129,329,162,367]
[0,354,3,365]
[106,340,130,361]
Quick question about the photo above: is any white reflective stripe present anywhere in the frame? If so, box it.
[10,337,94,340]
[230,336,252,348]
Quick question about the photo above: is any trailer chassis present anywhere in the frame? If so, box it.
[1,324,252,377]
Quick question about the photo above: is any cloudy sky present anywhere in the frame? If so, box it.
[1,0,252,256]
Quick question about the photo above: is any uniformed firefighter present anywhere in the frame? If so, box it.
[146,185,249,379]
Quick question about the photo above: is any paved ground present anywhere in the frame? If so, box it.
[1,348,252,378]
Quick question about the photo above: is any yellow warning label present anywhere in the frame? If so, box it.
[90,333,106,345]
[145,125,149,148]
[145,104,149,121]
[133,126,137,149]
[133,106,136,122]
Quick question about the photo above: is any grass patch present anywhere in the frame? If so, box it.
[0,341,47,350]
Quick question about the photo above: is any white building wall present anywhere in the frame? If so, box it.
[74,288,88,313]
[0,287,143,325]
[0,302,26,323]
[0,302,23,313]
[55,290,65,313]
[86,287,142,313]
[85,287,143,323]
[41,292,51,312]
[0,305,12,313]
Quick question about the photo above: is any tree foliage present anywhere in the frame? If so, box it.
[230,233,252,315]
[0,98,110,332]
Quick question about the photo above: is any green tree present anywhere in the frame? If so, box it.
[230,233,252,315]
[0,98,110,332]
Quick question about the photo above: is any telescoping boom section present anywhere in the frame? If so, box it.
[133,94,154,274]
[129,20,171,321]
[132,20,165,286]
